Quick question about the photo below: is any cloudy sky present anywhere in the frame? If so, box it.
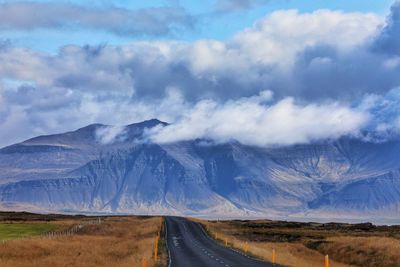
[1,0,400,147]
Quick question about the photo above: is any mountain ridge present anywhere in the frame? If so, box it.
[0,119,400,222]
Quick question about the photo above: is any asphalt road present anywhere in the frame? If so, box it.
[165,217,276,267]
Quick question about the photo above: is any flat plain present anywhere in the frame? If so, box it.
[1,211,399,267]
[0,212,164,267]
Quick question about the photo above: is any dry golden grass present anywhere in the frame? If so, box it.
[199,221,346,267]
[0,216,164,267]
[227,237,347,267]
[197,219,400,267]
[318,236,400,267]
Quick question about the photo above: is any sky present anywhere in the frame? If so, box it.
[0,0,400,147]
[0,0,394,52]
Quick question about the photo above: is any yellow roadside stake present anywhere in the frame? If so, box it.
[225,238,228,246]
[244,241,249,253]
[272,249,276,265]
[154,236,159,264]
[325,255,329,267]
[141,258,147,267]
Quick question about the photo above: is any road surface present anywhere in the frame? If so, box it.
[165,217,276,267]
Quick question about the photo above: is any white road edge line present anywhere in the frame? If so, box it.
[165,218,172,267]
[197,221,268,264]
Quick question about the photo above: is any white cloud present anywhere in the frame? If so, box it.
[357,87,400,139]
[95,125,127,144]
[0,9,384,95]
[146,91,369,146]
[233,9,382,67]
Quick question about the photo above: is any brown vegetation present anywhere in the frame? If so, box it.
[0,213,165,267]
[197,219,400,267]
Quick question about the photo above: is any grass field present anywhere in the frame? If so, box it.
[5,211,397,267]
[199,219,400,267]
[0,212,166,267]
[0,223,58,241]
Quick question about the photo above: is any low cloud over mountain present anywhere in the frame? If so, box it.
[1,119,400,222]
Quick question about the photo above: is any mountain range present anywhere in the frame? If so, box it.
[1,119,400,223]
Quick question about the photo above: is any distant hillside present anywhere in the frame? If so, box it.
[1,119,400,222]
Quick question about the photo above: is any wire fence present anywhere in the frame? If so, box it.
[43,217,103,239]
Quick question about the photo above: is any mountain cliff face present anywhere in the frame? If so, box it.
[1,119,400,221]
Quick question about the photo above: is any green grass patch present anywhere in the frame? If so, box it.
[0,223,59,241]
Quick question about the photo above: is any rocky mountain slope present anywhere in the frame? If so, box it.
[1,119,399,221]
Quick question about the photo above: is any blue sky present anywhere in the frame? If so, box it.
[0,0,394,52]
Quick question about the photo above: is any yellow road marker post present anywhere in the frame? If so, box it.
[141,258,147,267]
[244,241,249,253]
[272,249,276,265]
[325,255,329,267]
[154,236,159,264]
